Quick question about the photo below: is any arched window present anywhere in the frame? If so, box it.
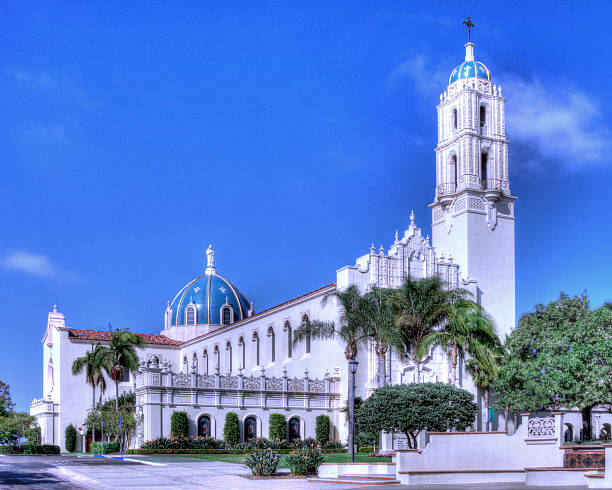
[185,304,197,326]
[564,423,574,443]
[225,341,233,373]
[244,416,257,441]
[267,326,275,363]
[198,415,211,438]
[252,331,260,366]
[452,108,458,131]
[238,336,246,369]
[302,315,311,354]
[284,321,292,359]
[213,345,220,373]
[203,349,209,375]
[601,423,611,441]
[481,153,488,189]
[288,417,301,442]
[221,306,232,326]
[480,105,486,129]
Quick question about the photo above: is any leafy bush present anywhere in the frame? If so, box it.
[223,412,240,445]
[170,411,189,438]
[25,425,41,446]
[0,444,60,454]
[285,445,325,475]
[243,448,282,476]
[268,413,286,441]
[315,415,330,443]
[129,448,296,455]
[141,436,223,450]
[91,441,120,454]
[358,446,374,453]
[320,441,345,453]
[292,437,318,449]
[65,424,77,452]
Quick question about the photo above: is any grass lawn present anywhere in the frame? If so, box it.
[183,452,391,467]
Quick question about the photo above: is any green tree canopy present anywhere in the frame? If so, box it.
[494,293,612,438]
[0,380,15,417]
[357,383,478,449]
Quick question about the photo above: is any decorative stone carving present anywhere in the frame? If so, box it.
[527,417,555,438]
[243,376,261,391]
[265,377,283,391]
[219,375,238,389]
[171,373,191,388]
[308,379,325,393]
[287,378,304,392]
[196,374,215,388]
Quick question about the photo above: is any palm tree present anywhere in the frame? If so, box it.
[97,328,145,412]
[387,276,464,382]
[417,300,499,386]
[72,342,109,445]
[466,355,500,431]
[361,286,396,387]
[293,285,371,461]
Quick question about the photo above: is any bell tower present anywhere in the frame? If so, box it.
[430,25,516,337]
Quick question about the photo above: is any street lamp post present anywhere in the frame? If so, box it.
[348,360,359,463]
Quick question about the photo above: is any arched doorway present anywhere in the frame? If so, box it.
[288,417,301,442]
[244,416,257,441]
[198,415,211,438]
[564,423,573,443]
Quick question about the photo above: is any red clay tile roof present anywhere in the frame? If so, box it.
[67,329,182,346]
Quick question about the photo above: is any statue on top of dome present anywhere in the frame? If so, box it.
[205,244,216,275]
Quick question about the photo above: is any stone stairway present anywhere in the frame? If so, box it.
[308,474,400,485]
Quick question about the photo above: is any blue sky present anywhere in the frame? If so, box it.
[2,1,611,410]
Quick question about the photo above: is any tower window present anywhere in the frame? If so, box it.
[481,153,488,189]
[222,306,231,325]
[452,108,458,131]
[185,305,196,326]
[480,106,486,128]
[284,321,292,359]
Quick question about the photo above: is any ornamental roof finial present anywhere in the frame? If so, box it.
[205,244,216,275]
[463,17,476,61]
[410,210,416,227]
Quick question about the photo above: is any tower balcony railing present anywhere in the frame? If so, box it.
[481,178,502,191]
[436,183,456,197]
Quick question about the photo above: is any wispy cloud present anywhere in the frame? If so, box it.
[503,76,611,170]
[1,251,58,278]
[388,55,611,171]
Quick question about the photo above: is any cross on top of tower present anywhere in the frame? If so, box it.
[463,16,475,42]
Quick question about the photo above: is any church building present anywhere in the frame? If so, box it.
[31,35,516,452]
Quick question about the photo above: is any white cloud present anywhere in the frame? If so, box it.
[1,251,58,277]
[503,76,610,170]
[388,55,611,171]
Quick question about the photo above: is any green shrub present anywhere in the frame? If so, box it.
[170,411,189,438]
[128,448,296,455]
[141,436,223,450]
[358,446,374,453]
[268,413,286,441]
[320,441,345,453]
[243,448,282,476]
[91,441,120,454]
[64,424,77,452]
[0,444,60,455]
[25,425,41,446]
[285,445,325,475]
[223,412,240,445]
[315,415,330,443]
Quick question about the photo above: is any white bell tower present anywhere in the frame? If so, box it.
[430,28,516,338]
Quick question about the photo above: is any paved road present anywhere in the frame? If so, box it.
[0,454,590,489]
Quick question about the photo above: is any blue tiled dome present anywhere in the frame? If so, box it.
[449,60,490,85]
[169,246,251,327]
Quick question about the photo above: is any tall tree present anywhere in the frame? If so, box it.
[494,293,612,440]
[97,328,145,412]
[387,276,465,382]
[417,300,499,386]
[360,286,396,387]
[293,285,371,456]
[72,342,109,445]
[0,380,15,417]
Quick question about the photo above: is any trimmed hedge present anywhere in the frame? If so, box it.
[0,444,60,455]
[65,424,77,452]
[223,412,240,445]
[358,446,374,453]
[129,448,295,455]
[170,411,189,438]
[269,413,286,441]
[315,415,330,443]
[91,441,120,454]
